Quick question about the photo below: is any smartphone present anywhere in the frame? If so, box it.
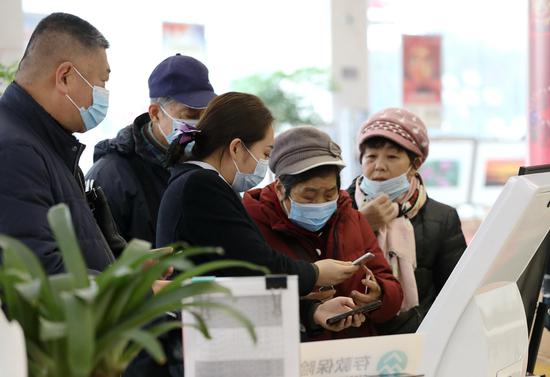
[352,251,375,266]
[325,299,382,325]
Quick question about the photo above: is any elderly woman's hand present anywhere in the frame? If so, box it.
[350,266,382,305]
[303,287,336,302]
[358,193,398,231]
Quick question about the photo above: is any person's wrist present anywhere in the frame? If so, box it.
[310,301,324,330]
[311,262,319,283]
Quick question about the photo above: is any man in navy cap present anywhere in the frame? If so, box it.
[86,54,216,246]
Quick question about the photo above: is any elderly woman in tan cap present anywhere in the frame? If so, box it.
[348,107,466,334]
[243,126,403,341]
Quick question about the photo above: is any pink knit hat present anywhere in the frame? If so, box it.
[357,107,429,163]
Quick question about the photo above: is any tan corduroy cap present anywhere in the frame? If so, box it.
[269,126,346,177]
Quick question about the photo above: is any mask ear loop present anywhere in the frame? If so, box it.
[65,66,94,112]
[72,66,94,89]
[65,93,80,111]
[232,141,258,176]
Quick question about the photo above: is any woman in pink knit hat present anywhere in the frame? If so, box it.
[348,107,467,334]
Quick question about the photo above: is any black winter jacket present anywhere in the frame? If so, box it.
[348,178,466,333]
[0,83,114,274]
[86,113,170,245]
[156,163,318,296]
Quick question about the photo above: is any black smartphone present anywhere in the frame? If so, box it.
[325,299,382,325]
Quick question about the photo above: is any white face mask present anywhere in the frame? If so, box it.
[159,106,199,144]
[231,145,268,192]
[65,66,109,131]
[360,170,411,201]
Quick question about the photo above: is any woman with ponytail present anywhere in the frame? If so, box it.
[157,92,367,334]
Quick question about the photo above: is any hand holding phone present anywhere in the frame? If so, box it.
[352,251,375,266]
[325,299,382,325]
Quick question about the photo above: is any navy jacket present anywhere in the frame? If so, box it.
[156,163,317,296]
[0,83,114,274]
[86,113,170,245]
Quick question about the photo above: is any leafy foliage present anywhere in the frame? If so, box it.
[0,204,265,377]
[0,62,17,95]
[231,67,331,128]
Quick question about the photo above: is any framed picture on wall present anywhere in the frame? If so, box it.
[162,22,206,61]
[419,138,475,206]
[471,141,526,208]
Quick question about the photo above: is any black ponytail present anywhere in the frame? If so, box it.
[165,92,273,167]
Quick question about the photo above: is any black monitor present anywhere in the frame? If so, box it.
[517,164,550,329]
[516,164,550,374]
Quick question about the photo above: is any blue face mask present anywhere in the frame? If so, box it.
[65,66,109,131]
[231,146,269,193]
[359,171,410,202]
[286,198,338,232]
[159,106,199,144]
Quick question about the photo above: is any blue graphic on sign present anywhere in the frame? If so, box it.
[377,350,408,374]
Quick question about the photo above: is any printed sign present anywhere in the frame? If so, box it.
[300,333,424,376]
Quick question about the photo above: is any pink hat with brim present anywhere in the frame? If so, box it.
[357,107,429,164]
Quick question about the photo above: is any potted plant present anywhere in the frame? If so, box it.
[0,204,265,377]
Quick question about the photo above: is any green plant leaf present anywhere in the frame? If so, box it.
[176,245,224,259]
[182,300,257,343]
[0,235,47,281]
[93,284,119,330]
[62,293,94,377]
[0,235,60,318]
[125,329,166,364]
[74,280,99,303]
[48,273,76,292]
[159,259,269,295]
[96,281,230,354]
[101,277,144,328]
[47,204,89,289]
[39,317,67,341]
[96,239,152,288]
[26,340,56,375]
[118,320,183,366]
[14,279,41,305]
[187,311,211,339]
[121,251,198,314]
[0,270,40,341]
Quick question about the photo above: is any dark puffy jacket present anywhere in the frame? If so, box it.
[156,163,318,296]
[0,83,114,274]
[348,178,466,333]
[86,113,170,245]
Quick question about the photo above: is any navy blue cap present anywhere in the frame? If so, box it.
[148,54,216,109]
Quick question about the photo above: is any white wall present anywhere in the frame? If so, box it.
[22,0,332,172]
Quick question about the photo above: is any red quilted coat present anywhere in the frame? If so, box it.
[243,182,403,339]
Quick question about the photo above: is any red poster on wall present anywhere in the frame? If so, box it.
[528,0,550,165]
[402,35,442,128]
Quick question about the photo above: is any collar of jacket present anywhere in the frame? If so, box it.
[2,82,85,175]
[95,112,167,167]
[133,113,168,167]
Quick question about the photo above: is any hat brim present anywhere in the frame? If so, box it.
[359,130,423,159]
[171,90,217,109]
[276,156,346,177]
